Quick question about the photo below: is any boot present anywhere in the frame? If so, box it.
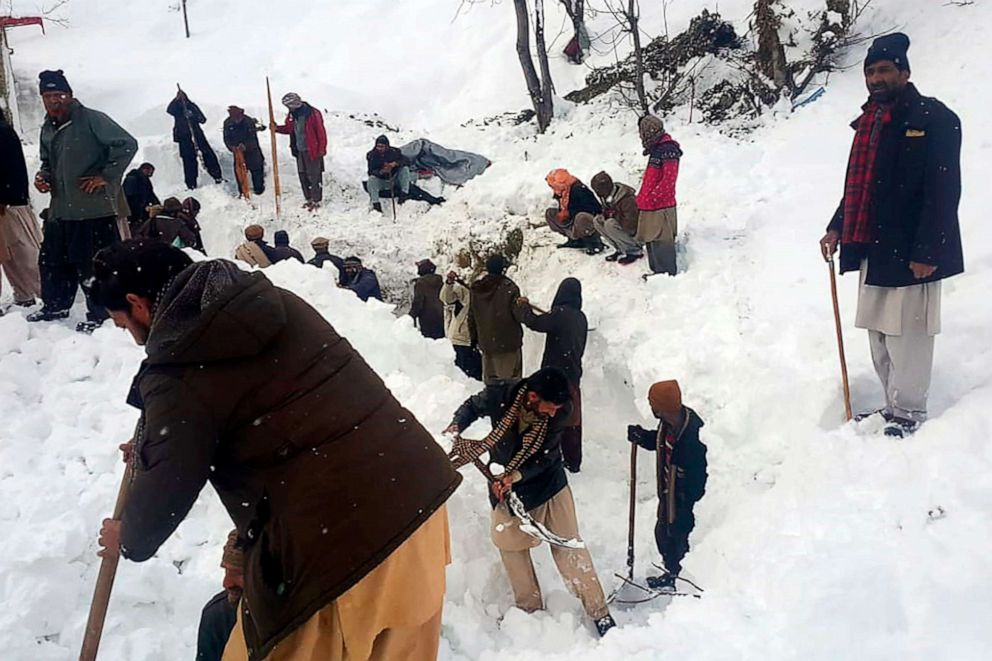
[605,251,622,262]
[75,319,105,334]
[584,236,606,255]
[557,238,584,249]
[884,417,920,438]
[646,572,677,591]
[372,202,383,214]
[855,408,891,422]
[27,308,70,322]
[617,253,644,265]
[594,614,616,637]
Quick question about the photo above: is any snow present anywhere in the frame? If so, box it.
[2,0,991,660]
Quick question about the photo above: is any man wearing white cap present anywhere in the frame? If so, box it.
[273,93,327,211]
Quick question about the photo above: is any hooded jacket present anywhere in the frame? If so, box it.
[410,273,445,339]
[345,268,383,302]
[270,231,304,264]
[122,169,160,223]
[515,278,587,384]
[468,273,523,354]
[120,261,461,661]
[367,145,409,178]
[599,182,640,236]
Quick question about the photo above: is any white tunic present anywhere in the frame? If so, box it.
[855,260,941,336]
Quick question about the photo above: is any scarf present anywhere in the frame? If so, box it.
[546,168,577,223]
[449,387,550,475]
[841,102,892,245]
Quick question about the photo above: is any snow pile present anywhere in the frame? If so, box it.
[2,0,991,659]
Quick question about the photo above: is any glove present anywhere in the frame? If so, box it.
[627,424,651,445]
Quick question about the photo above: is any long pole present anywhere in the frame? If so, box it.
[626,443,637,581]
[78,464,133,661]
[828,259,853,421]
[182,0,190,39]
[265,77,282,220]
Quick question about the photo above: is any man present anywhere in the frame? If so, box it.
[178,197,206,254]
[440,270,482,380]
[590,171,643,265]
[0,111,42,310]
[445,368,615,637]
[122,162,160,235]
[222,105,266,196]
[410,259,444,339]
[195,531,242,661]
[29,69,137,332]
[273,93,327,211]
[92,239,461,661]
[468,254,524,383]
[627,380,707,590]
[270,230,305,264]
[340,256,383,302]
[544,169,605,254]
[366,135,411,214]
[820,33,963,438]
[307,236,344,277]
[515,278,587,472]
[636,115,682,276]
[233,224,274,268]
[167,89,223,189]
[135,197,198,249]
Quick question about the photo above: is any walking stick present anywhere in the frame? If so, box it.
[828,259,853,421]
[625,442,637,582]
[389,174,397,219]
[78,463,133,661]
[265,77,282,220]
[176,84,206,171]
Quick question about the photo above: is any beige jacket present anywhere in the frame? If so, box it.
[439,280,472,347]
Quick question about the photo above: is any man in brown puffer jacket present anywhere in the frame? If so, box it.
[92,240,461,661]
[468,254,525,383]
[590,171,644,265]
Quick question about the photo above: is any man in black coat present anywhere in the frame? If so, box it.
[365,135,411,213]
[307,236,344,277]
[627,380,707,590]
[515,277,587,472]
[223,105,266,195]
[410,259,445,339]
[122,163,160,234]
[446,368,615,636]
[167,90,223,189]
[270,230,305,264]
[820,33,963,438]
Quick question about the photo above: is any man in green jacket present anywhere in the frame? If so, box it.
[28,69,137,333]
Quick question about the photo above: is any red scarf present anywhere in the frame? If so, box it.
[841,103,892,245]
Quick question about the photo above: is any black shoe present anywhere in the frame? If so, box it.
[557,239,584,249]
[75,320,104,334]
[884,417,920,438]
[214,177,224,184]
[605,251,622,262]
[27,308,70,322]
[854,408,892,422]
[372,202,383,213]
[584,243,606,256]
[646,573,677,590]
[565,463,580,474]
[594,614,616,637]
[617,253,644,265]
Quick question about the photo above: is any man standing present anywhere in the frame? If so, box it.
[590,171,643,265]
[0,111,42,310]
[820,33,963,438]
[636,115,682,276]
[93,240,461,661]
[446,368,615,637]
[440,270,482,380]
[366,135,411,213]
[167,90,223,189]
[410,259,445,339]
[626,380,707,590]
[29,70,137,332]
[516,278,587,473]
[468,254,524,383]
[273,93,327,211]
[222,105,266,196]
[122,162,160,235]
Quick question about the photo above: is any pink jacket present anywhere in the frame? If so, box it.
[636,134,682,211]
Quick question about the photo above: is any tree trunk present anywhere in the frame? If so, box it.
[754,0,792,92]
[533,0,555,132]
[627,0,649,115]
[513,0,554,133]
[560,0,587,63]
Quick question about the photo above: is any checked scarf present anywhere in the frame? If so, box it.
[449,387,550,475]
[841,102,893,245]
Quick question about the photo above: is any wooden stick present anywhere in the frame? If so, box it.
[828,259,853,421]
[78,464,133,661]
[625,442,637,581]
[233,147,251,200]
[182,0,190,39]
[265,77,282,220]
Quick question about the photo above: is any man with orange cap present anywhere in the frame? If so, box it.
[627,380,707,589]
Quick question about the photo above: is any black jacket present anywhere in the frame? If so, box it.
[345,268,383,302]
[0,120,29,206]
[122,169,160,223]
[223,115,266,170]
[468,273,523,354]
[630,407,707,525]
[517,278,587,385]
[196,591,237,661]
[828,84,963,287]
[308,250,345,276]
[451,378,570,511]
[367,146,409,178]
[563,181,603,221]
[167,97,209,144]
[410,273,445,339]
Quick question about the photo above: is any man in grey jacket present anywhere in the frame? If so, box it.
[28,70,137,332]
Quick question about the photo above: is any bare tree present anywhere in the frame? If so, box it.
[513,0,555,133]
[559,0,589,63]
[599,0,649,115]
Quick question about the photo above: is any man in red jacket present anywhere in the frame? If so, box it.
[273,92,327,211]
[636,115,682,276]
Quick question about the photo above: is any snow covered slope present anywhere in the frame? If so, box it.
[2,1,991,659]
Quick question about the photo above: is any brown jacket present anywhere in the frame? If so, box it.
[119,260,461,661]
[409,273,445,339]
[467,273,523,354]
[601,182,640,235]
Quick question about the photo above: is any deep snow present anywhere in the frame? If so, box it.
[1,1,991,660]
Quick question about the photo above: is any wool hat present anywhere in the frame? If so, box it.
[375,134,390,146]
[344,255,363,266]
[274,230,290,247]
[416,258,436,275]
[485,253,507,276]
[38,69,72,94]
[281,92,303,110]
[865,32,911,72]
[244,224,264,240]
[220,530,244,572]
[311,236,330,248]
[161,197,183,215]
[527,368,572,406]
[227,105,245,118]
[590,171,614,198]
[639,115,665,149]
[648,380,682,417]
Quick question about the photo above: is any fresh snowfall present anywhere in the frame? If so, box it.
[0,1,990,660]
